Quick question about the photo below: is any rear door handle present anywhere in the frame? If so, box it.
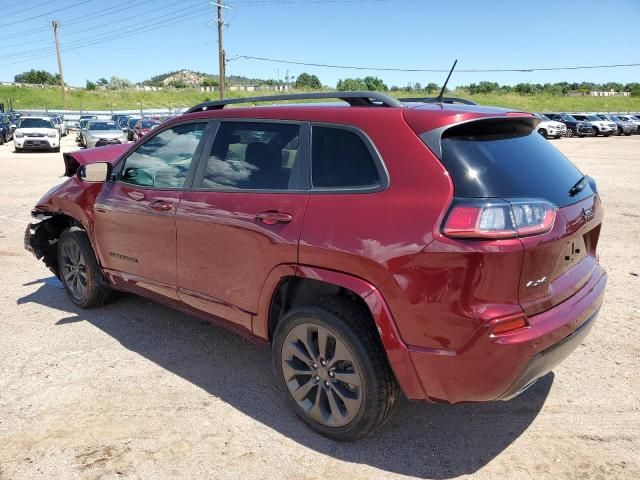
[255,210,293,225]
[148,200,174,211]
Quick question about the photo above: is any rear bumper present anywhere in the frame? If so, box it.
[497,308,597,399]
[407,267,607,403]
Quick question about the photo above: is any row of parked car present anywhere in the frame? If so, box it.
[534,112,640,138]
[74,114,162,148]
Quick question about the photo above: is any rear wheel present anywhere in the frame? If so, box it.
[273,297,400,441]
[57,227,112,308]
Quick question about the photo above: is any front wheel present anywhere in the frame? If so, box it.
[273,297,400,441]
[57,227,112,308]
[538,128,547,138]
[566,128,574,137]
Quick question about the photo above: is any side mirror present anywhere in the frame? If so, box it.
[78,162,111,183]
[10,124,16,132]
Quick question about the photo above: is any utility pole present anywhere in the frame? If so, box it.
[216,2,226,99]
[51,20,66,108]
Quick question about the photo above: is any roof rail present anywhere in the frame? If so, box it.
[186,91,404,113]
[399,96,477,106]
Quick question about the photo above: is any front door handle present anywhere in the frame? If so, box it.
[148,200,173,211]
[255,210,293,225]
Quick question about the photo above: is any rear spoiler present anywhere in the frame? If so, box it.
[63,143,130,176]
[420,116,540,159]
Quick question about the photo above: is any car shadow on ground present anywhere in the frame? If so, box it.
[18,280,553,479]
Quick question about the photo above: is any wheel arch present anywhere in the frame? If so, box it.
[255,265,427,400]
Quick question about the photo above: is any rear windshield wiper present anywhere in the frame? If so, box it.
[569,175,590,196]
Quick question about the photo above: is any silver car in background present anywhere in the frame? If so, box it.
[83,120,127,148]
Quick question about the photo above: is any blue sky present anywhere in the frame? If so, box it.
[0,0,638,88]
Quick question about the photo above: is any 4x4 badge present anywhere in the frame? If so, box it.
[583,207,594,222]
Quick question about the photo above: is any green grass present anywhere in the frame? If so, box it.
[1,85,639,113]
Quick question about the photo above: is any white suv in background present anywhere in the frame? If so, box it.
[533,113,566,138]
[13,117,60,152]
[571,114,616,137]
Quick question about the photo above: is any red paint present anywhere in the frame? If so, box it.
[29,101,607,403]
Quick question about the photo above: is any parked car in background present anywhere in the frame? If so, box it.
[133,118,160,140]
[83,120,127,148]
[49,115,68,137]
[25,92,607,440]
[571,114,615,137]
[543,113,593,137]
[595,114,636,136]
[533,113,566,138]
[13,116,60,152]
[110,114,130,127]
[124,117,140,141]
[76,119,92,147]
[616,115,640,133]
[0,113,13,144]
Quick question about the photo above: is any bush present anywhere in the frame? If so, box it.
[15,69,59,85]
[85,80,97,91]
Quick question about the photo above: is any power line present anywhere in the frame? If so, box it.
[230,55,640,73]
[0,0,94,28]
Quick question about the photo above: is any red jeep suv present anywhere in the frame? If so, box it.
[25,92,607,440]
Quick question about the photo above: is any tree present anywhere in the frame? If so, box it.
[108,76,133,90]
[97,77,109,85]
[201,77,219,87]
[85,80,97,90]
[425,82,439,93]
[14,69,59,85]
[169,80,187,89]
[336,78,367,91]
[295,72,322,90]
[414,82,422,91]
[362,76,388,91]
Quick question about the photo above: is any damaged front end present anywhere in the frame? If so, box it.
[24,212,75,278]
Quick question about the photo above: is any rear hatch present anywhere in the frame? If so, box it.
[425,117,602,316]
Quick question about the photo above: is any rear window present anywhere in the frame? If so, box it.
[436,119,595,207]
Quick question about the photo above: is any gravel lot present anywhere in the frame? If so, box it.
[0,134,638,480]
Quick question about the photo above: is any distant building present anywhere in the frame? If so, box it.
[589,89,631,97]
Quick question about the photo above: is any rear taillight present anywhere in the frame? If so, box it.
[443,198,556,239]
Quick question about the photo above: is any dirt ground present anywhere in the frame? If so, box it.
[0,134,638,480]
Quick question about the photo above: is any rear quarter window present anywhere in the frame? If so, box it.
[311,126,383,190]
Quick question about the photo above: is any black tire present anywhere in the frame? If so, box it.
[52,146,60,153]
[592,128,599,137]
[617,127,623,136]
[566,128,574,137]
[57,227,112,308]
[0,133,4,145]
[625,132,632,136]
[15,147,22,153]
[538,128,547,138]
[273,296,400,441]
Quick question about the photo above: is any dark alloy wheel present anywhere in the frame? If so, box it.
[538,128,547,138]
[58,227,112,308]
[281,322,363,428]
[273,297,400,441]
[566,128,574,137]
[618,127,623,136]
[60,238,88,303]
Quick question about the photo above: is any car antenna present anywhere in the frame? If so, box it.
[435,59,458,106]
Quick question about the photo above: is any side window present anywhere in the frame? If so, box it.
[311,126,381,189]
[200,122,301,190]
[120,122,206,188]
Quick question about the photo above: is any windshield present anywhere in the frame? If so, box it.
[628,115,639,121]
[88,121,119,131]
[140,121,159,128]
[586,115,600,121]
[127,118,139,127]
[539,114,550,121]
[561,114,577,122]
[19,118,54,129]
